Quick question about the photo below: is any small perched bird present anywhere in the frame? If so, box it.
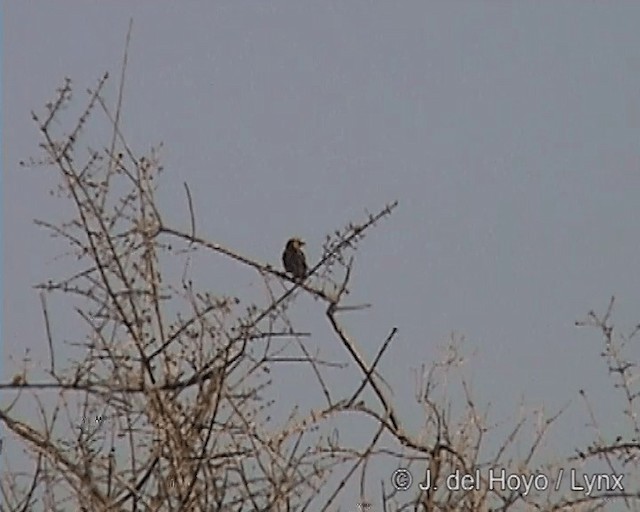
[282,237,308,281]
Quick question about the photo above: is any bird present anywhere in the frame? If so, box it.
[282,237,308,281]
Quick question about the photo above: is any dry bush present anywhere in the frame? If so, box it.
[2,47,640,512]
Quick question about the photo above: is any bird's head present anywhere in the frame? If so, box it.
[287,237,306,250]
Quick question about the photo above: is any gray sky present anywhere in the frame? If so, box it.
[4,1,640,507]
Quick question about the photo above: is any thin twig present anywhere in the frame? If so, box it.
[183,181,196,241]
[107,18,133,174]
[39,292,55,375]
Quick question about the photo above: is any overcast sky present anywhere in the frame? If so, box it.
[3,2,640,507]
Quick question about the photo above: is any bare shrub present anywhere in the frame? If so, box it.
[2,45,640,512]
